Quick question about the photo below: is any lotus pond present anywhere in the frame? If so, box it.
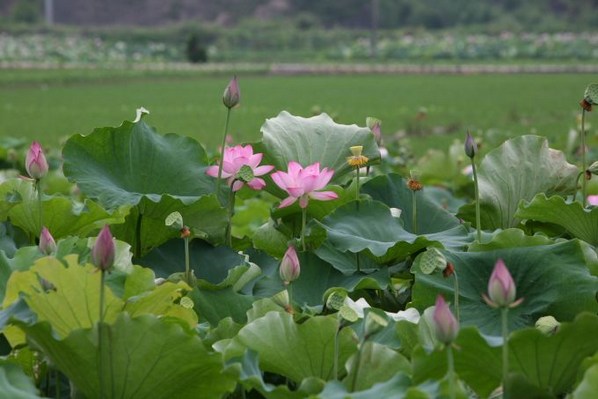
[0,81,598,399]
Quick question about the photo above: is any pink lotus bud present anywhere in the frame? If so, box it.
[222,76,240,109]
[432,295,459,344]
[279,246,300,283]
[39,227,57,255]
[25,141,49,180]
[464,131,478,159]
[92,225,115,272]
[485,259,521,308]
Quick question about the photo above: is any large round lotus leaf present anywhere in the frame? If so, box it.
[412,240,598,337]
[516,193,598,246]
[458,135,578,230]
[257,111,380,184]
[362,173,462,234]
[14,314,236,399]
[62,119,214,210]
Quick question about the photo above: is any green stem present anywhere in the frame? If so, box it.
[447,344,456,399]
[412,190,417,234]
[36,179,43,236]
[471,158,482,243]
[581,109,587,207]
[301,206,307,251]
[501,307,510,398]
[355,252,361,273]
[99,270,106,399]
[184,236,191,285]
[350,340,364,392]
[355,166,360,202]
[453,270,460,323]
[216,108,232,197]
[226,188,236,247]
[135,211,143,259]
[287,283,293,311]
[333,320,341,380]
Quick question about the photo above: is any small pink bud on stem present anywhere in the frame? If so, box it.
[432,295,459,344]
[279,246,300,284]
[25,141,49,180]
[92,225,115,272]
[39,227,57,255]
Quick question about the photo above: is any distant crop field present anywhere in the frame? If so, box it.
[0,69,593,155]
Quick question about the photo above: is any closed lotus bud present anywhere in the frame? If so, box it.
[464,132,478,159]
[279,246,300,283]
[92,225,115,272]
[535,316,560,336]
[432,295,459,344]
[39,227,57,255]
[222,76,240,109]
[484,259,522,308]
[25,141,49,180]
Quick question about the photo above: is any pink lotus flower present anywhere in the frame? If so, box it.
[39,227,57,255]
[279,246,300,283]
[25,141,49,180]
[483,259,523,308]
[206,144,274,192]
[588,195,598,206]
[92,225,115,272]
[433,295,459,344]
[271,161,338,208]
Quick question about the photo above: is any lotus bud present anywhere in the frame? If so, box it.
[222,76,240,109]
[432,295,459,344]
[25,141,49,180]
[464,131,478,159]
[279,246,300,284]
[92,225,115,272]
[39,227,57,255]
[484,259,523,308]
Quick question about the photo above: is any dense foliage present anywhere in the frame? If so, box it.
[0,81,597,398]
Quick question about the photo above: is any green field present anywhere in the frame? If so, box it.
[0,69,594,156]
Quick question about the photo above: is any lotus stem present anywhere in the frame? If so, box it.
[184,235,191,284]
[98,270,106,399]
[471,158,482,242]
[501,307,510,397]
[216,108,232,197]
[453,270,460,323]
[36,180,43,238]
[333,320,341,380]
[355,166,360,202]
[135,211,143,259]
[447,344,456,399]
[411,190,417,235]
[226,188,236,247]
[581,109,587,207]
[301,207,307,251]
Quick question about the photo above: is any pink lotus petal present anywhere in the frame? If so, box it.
[271,171,290,190]
[314,168,334,189]
[299,195,309,208]
[206,166,219,177]
[302,162,320,176]
[247,153,263,168]
[247,178,266,190]
[309,191,338,201]
[232,180,244,192]
[300,174,319,193]
[287,186,304,197]
[588,195,598,206]
[222,159,239,175]
[287,161,303,178]
[279,196,298,208]
[253,165,274,176]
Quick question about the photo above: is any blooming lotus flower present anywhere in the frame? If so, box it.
[588,195,598,206]
[222,76,240,109]
[92,225,115,272]
[483,259,523,308]
[206,144,274,191]
[271,161,338,208]
[39,227,57,255]
[279,246,300,283]
[25,141,49,180]
[432,295,459,344]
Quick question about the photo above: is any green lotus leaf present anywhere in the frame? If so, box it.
[314,199,471,264]
[14,313,236,399]
[411,327,501,398]
[468,228,555,251]
[572,364,598,399]
[257,111,380,186]
[362,173,462,234]
[235,311,358,383]
[0,179,34,222]
[190,287,255,325]
[342,342,410,392]
[458,135,578,229]
[411,240,598,336]
[516,194,598,246]
[0,359,41,399]
[62,119,214,209]
[111,194,227,256]
[508,313,598,397]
